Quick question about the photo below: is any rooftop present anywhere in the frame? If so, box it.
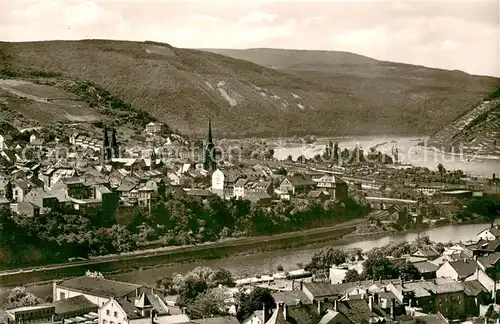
[57,276,142,298]
[51,295,97,315]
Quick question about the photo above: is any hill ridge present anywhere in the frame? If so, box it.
[1,40,499,138]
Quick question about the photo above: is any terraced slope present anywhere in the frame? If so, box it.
[1,40,499,138]
[429,98,500,157]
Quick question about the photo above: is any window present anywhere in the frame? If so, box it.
[110,321,114,324]
[114,312,118,318]
[103,321,107,324]
[106,310,110,316]
[59,292,66,300]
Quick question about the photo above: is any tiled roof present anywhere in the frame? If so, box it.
[478,252,500,269]
[448,259,478,279]
[413,261,439,274]
[272,290,312,306]
[275,303,320,324]
[58,276,142,298]
[413,246,440,257]
[462,280,488,296]
[52,295,97,315]
[337,299,382,324]
[303,282,339,298]
[192,316,240,324]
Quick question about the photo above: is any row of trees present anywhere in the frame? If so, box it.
[0,192,370,267]
[129,193,370,246]
[0,207,136,267]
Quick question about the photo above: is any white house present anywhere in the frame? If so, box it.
[233,178,248,199]
[0,135,7,151]
[145,122,163,136]
[477,225,500,241]
[99,293,190,324]
[436,259,478,281]
[211,169,225,198]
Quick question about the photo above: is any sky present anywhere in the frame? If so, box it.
[1,0,500,77]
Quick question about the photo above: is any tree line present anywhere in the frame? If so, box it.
[0,193,370,267]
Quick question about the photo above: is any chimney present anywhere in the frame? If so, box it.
[368,296,374,312]
[317,300,322,314]
[373,293,379,304]
[300,281,303,291]
[390,299,396,319]
[282,303,287,320]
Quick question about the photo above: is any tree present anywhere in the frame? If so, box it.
[363,254,399,280]
[305,247,347,274]
[398,262,421,281]
[344,269,362,283]
[177,275,209,306]
[4,287,43,309]
[5,181,13,201]
[236,287,274,321]
[188,288,227,319]
[437,163,445,175]
[210,268,236,288]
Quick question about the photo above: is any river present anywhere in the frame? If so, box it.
[272,136,499,177]
[0,222,490,305]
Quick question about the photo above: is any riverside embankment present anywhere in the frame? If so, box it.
[0,220,360,287]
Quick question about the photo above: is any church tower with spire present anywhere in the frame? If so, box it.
[101,128,112,165]
[203,119,216,171]
[111,128,120,158]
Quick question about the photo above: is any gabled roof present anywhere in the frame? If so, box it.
[478,252,500,269]
[57,276,142,298]
[413,260,439,274]
[272,290,312,306]
[462,280,488,296]
[337,299,384,324]
[413,246,440,258]
[303,282,339,299]
[447,259,478,279]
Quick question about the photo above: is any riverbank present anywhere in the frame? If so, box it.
[0,219,361,287]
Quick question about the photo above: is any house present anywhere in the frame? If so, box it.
[477,225,500,241]
[234,178,248,199]
[472,239,500,255]
[412,260,439,279]
[387,279,467,320]
[211,169,242,199]
[98,292,189,324]
[10,201,40,217]
[12,179,37,202]
[54,275,143,307]
[411,246,440,261]
[302,282,339,302]
[145,122,164,136]
[462,280,490,316]
[279,174,316,196]
[0,134,8,151]
[307,190,331,202]
[315,174,348,201]
[5,295,98,324]
[436,259,478,281]
[365,197,421,217]
[476,252,500,278]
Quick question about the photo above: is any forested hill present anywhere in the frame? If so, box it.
[1,40,499,137]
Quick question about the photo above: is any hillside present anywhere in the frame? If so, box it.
[428,94,500,157]
[1,40,499,138]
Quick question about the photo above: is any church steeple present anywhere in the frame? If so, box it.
[103,128,110,148]
[207,118,213,144]
[111,128,119,158]
[203,118,216,171]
